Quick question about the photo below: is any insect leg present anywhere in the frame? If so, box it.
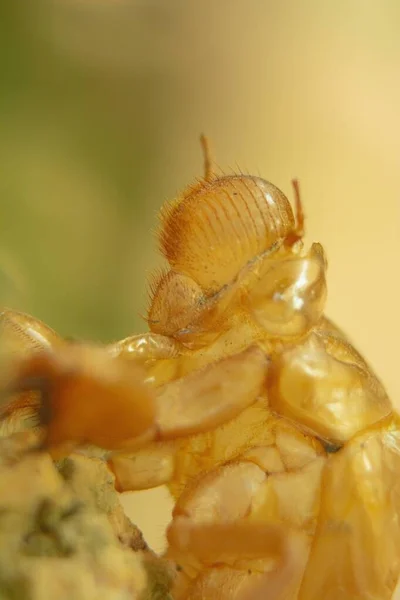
[155,345,268,439]
[166,460,308,600]
[109,346,268,490]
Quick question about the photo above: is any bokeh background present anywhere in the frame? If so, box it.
[1,0,400,567]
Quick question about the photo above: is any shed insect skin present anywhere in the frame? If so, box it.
[0,138,399,600]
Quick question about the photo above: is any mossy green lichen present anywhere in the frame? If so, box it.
[0,436,173,600]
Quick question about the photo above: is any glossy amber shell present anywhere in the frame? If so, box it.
[1,168,399,600]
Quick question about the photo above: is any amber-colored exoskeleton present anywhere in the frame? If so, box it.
[1,137,399,600]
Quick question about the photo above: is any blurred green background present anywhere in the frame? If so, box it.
[1,0,400,556]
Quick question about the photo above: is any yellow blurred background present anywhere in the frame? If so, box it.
[1,0,399,566]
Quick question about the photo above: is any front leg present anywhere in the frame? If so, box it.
[0,309,61,436]
[165,460,308,600]
[2,340,267,460]
[108,345,268,490]
[168,521,308,600]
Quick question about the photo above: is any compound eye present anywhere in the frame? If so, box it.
[147,271,205,337]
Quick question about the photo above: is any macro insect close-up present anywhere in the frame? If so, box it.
[1,137,399,600]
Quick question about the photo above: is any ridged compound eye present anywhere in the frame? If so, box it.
[158,175,295,293]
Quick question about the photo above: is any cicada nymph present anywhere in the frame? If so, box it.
[1,137,399,600]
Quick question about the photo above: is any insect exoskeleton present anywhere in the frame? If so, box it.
[239,242,327,339]
[267,322,393,445]
[3,138,399,600]
[146,173,325,348]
